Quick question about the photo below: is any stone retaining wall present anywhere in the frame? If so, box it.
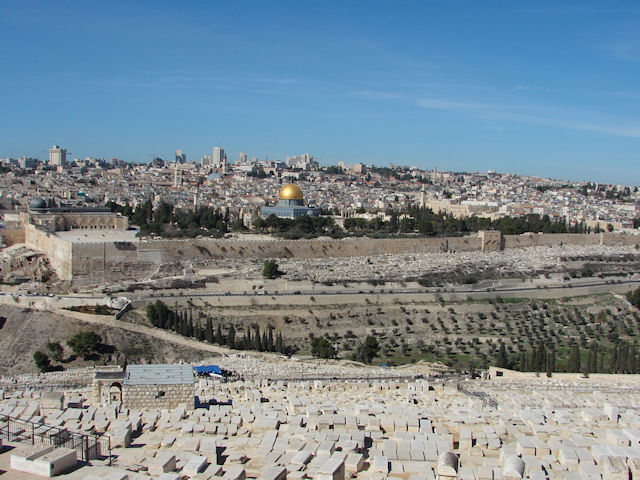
[20,228,640,286]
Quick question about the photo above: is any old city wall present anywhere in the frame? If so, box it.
[137,236,462,262]
[58,231,640,286]
[503,232,640,249]
[24,225,73,280]
[71,241,156,286]
[137,232,639,265]
[1,227,25,246]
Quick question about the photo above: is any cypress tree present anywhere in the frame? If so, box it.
[205,318,214,343]
[215,324,223,345]
[610,345,618,373]
[275,331,283,353]
[496,344,507,368]
[187,317,194,338]
[567,344,580,373]
[254,325,262,351]
[227,324,236,349]
[599,351,604,373]
[621,343,629,373]
[535,343,546,372]
[629,344,637,374]
[267,326,274,352]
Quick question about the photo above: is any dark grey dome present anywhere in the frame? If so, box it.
[29,197,46,209]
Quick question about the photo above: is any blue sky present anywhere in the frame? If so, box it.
[1,1,640,184]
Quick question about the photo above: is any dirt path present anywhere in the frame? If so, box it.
[53,308,233,355]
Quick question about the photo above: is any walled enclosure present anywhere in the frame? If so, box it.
[19,230,640,286]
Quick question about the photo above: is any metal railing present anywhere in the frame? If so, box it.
[457,382,499,408]
[0,414,111,464]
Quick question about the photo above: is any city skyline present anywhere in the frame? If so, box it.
[2,1,640,184]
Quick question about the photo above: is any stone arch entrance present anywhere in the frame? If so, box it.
[108,382,122,403]
[92,369,125,406]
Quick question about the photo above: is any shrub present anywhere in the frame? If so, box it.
[311,338,337,359]
[67,331,102,359]
[33,351,51,372]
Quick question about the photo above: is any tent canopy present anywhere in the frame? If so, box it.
[193,365,223,375]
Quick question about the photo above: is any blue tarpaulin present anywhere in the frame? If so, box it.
[193,365,223,375]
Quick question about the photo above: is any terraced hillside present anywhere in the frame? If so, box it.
[122,289,640,372]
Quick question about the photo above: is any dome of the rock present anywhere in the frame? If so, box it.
[278,183,304,201]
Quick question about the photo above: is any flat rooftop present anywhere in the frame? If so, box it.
[94,371,125,381]
[54,229,139,243]
[124,364,194,386]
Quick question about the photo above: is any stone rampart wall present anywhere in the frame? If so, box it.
[123,383,194,410]
[20,228,640,286]
[71,241,156,285]
[136,232,638,264]
[1,227,26,246]
[24,225,73,280]
[137,236,461,262]
[503,232,639,249]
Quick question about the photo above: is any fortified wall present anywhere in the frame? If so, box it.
[18,230,640,286]
[24,224,73,280]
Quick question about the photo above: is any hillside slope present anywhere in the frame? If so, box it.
[0,305,213,375]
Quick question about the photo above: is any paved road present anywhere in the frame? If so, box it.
[6,277,639,306]
[126,278,640,306]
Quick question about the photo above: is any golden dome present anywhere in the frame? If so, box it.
[279,183,304,201]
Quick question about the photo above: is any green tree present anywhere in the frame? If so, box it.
[567,344,581,373]
[496,343,508,368]
[267,326,274,352]
[231,218,246,231]
[67,331,102,359]
[353,335,380,364]
[205,318,214,343]
[46,341,64,362]
[262,260,281,279]
[627,288,640,309]
[215,323,224,344]
[227,324,236,349]
[33,351,51,372]
[311,338,337,359]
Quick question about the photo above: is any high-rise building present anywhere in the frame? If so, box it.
[213,147,225,167]
[286,153,318,170]
[175,150,186,163]
[49,145,67,166]
[19,157,38,169]
[238,151,247,164]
